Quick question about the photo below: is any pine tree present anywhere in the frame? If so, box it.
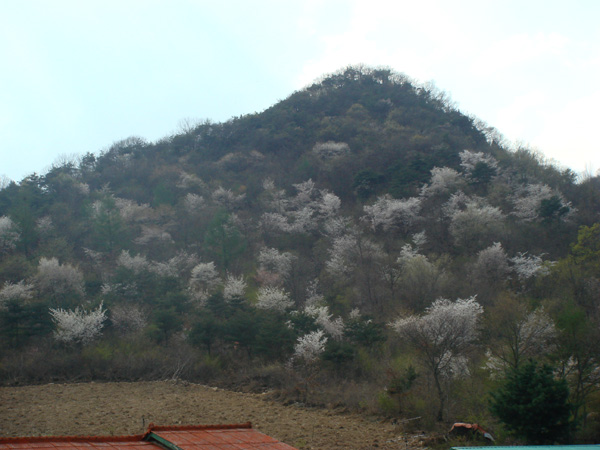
[489,360,571,444]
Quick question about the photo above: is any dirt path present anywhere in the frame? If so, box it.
[0,381,426,449]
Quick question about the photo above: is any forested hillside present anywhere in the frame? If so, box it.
[1,66,600,442]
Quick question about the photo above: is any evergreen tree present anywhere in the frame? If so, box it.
[489,360,572,444]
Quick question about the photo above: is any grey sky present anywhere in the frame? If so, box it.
[1,0,599,182]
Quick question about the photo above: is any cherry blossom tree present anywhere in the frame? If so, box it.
[390,296,484,420]
[133,225,174,247]
[189,262,222,302]
[293,330,328,363]
[312,141,350,160]
[510,252,552,280]
[49,302,107,345]
[183,193,205,215]
[512,184,572,223]
[255,286,294,312]
[459,150,498,176]
[223,273,247,303]
[35,257,85,304]
[211,186,246,210]
[260,178,343,235]
[449,200,504,252]
[303,305,344,341]
[363,195,422,234]
[304,279,325,307]
[177,171,206,190]
[0,216,20,253]
[258,247,294,275]
[0,281,34,307]
[113,197,152,223]
[469,242,510,303]
[261,178,288,213]
[117,250,149,274]
[420,167,463,197]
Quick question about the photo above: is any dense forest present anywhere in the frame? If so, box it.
[1,66,600,444]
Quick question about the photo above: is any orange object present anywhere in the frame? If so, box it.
[0,423,297,450]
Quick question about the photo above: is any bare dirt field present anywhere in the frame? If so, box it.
[0,381,430,449]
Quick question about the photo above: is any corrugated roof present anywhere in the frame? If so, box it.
[0,424,297,450]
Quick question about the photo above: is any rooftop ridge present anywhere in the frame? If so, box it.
[0,434,146,444]
[0,423,254,444]
[146,422,252,433]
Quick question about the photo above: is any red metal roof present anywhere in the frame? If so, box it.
[0,424,297,450]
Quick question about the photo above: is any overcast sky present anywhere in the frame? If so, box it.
[1,0,599,183]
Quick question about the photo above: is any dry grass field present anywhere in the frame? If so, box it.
[0,381,430,449]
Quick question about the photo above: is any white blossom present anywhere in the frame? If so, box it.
[114,197,152,223]
[0,216,20,252]
[291,180,317,208]
[420,167,462,197]
[117,251,149,274]
[471,242,510,284]
[223,273,247,302]
[258,247,295,280]
[262,178,289,212]
[49,302,107,344]
[312,141,350,159]
[149,261,179,278]
[255,286,293,312]
[390,296,483,375]
[510,252,553,280]
[177,171,206,190]
[134,225,174,245]
[459,150,498,173]
[317,192,341,218]
[449,201,504,249]
[288,206,316,233]
[293,330,328,363]
[211,187,245,209]
[512,184,552,221]
[391,296,483,420]
[412,231,427,249]
[304,305,344,340]
[349,308,362,320]
[326,234,359,277]
[101,281,138,298]
[74,182,90,195]
[323,215,351,238]
[305,279,324,307]
[363,195,422,233]
[442,191,471,218]
[398,243,419,264]
[260,178,342,235]
[260,212,292,233]
[36,257,85,297]
[512,183,573,222]
[183,193,205,214]
[520,307,557,353]
[0,281,34,306]
[189,262,221,301]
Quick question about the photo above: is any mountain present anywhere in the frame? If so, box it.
[0,65,599,434]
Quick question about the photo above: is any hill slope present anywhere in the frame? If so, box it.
[1,65,599,436]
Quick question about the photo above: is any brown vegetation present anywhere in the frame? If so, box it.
[0,381,430,450]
